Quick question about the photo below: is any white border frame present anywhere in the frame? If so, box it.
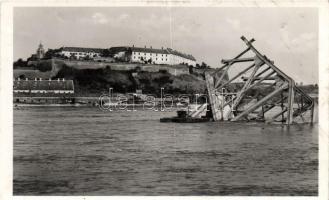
[1,1,328,200]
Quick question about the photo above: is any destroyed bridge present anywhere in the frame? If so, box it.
[189,36,314,126]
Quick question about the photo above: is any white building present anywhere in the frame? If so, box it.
[58,47,104,60]
[110,46,196,66]
[13,78,74,94]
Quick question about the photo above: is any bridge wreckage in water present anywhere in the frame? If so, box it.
[161,36,314,125]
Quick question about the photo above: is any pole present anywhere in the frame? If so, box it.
[286,81,295,126]
[281,93,284,123]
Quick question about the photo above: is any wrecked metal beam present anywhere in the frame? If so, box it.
[211,38,255,76]
[231,58,263,109]
[255,66,271,78]
[215,63,255,89]
[258,96,288,116]
[266,108,288,123]
[242,76,276,81]
[286,82,295,125]
[231,83,288,121]
[240,36,293,84]
[221,57,255,64]
[214,63,232,90]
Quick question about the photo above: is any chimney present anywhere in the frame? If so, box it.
[132,44,134,47]
[26,78,28,81]
[150,46,152,49]
[161,47,163,50]
[144,45,146,48]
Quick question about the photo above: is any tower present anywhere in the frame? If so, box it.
[36,42,45,59]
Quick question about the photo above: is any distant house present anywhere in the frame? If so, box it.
[109,46,197,66]
[58,47,104,60]
[13,78,74,94]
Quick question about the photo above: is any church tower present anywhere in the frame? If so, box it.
[36,42,45,59]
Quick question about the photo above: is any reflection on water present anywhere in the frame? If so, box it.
[14,107,318,195]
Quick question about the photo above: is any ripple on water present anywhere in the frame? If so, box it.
[14,107,318,195]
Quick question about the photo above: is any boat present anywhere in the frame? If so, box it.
[160,110,211,123]
[160,116,210,123]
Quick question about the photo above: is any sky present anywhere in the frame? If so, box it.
[14,7,318,84]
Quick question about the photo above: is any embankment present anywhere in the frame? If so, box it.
[25,58,202,77]
[14,58,219,95]
[53,65,208,96]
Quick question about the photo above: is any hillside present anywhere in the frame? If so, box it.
[13,58,317,97]
[53,65,208,96]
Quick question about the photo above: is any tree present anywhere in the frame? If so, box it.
[101,49,111,57]
[84,55,91,60]
[19,74,26,79]
[13,58,27,68]
[135,66,141,72]
[105,65,112,71]
[44,48,62,59]
[35,62,52,72]
[70,54,77,60]
[188,65,193,74]
[201,62,207,69]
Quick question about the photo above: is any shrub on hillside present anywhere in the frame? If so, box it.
[34,62,52,72]
[13,58,28,69]
[54,65,136,94]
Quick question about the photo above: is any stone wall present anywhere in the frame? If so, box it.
[17,59,220,80]
[52,58,190,76]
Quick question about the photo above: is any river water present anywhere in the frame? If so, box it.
[14,106,318,195]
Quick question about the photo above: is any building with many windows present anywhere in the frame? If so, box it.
[14,78,74,94]
[110,46,196,66]
[58,47,104,60]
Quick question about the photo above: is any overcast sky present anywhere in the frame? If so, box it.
[14,7,318,84]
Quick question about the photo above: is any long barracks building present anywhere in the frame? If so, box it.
[50,45,196,66]
[58,47,104,59]
[110,46,197,66]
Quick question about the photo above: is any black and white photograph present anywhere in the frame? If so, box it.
[0,1,328,198]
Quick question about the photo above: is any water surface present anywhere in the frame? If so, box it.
[14,106,318,195]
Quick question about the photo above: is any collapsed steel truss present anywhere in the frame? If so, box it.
[204,36,314,125]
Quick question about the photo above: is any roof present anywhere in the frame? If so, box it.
[109,46,169,55]
[166,48,196,61]
[13,80,74,91]
[131,47,169,54]
[60,47,104,53]
[110,46,196,61]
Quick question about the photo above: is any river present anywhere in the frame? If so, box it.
[13,106,318,195]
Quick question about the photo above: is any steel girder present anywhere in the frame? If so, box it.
[206,36,314,125]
